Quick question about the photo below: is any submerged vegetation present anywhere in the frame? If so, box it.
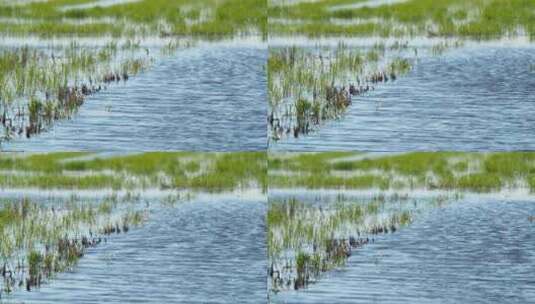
[0,152,267,192]
[0,40,172,143]
[0,1,265,148]
[269,152,535,193]
[269,0,535,39]
[268,42,414,139]
[268,193,456,291]
[0,150,266,295]
[0,195,146,294]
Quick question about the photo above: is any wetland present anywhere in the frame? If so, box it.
[268,152,535,303]
[0,152,266,303]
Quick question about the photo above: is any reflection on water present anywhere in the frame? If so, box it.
[5,196,266,304]
[4,44,267,152]
[271,45,535,151]
[272,198,535,304]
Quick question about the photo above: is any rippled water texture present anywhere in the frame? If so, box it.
[271,198,535,304]
[5,196,266,304]
[271,45,535,151]
[4,43,267,152]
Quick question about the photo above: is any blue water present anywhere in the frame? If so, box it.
[271,45,535,151]
[4,43,267,152]
[3,195,267,304]
[271,198,535,303]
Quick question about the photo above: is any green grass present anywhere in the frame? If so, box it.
[0,196,146,293]
[268,194,452,290]
[0,152,267,191]
[269,152,535,192]
[0,42,155,142]
[269,44,413,139]
[269,0,535,39]
[0,0,266,38]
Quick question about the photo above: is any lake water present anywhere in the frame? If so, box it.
[271,197,535,303]
[4,42,267,152]
[3,194,267,304]
[271,45,535,151]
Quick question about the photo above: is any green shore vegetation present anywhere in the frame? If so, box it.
[269,42,414,139]
[269,0,535,39]
[0,151,267,192]
[269,152,535,193]
[0,195,146,293]
[0,0,266,38]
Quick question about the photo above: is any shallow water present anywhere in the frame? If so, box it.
[271,198,535,303]
[271,45,535,151]
[329,0,409,11]
[4,44,267,152]
[4,196,266,304]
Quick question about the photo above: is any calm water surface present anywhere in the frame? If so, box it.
[4,43,267,152]
[271,45,535,151]
[4,195,266,304]
[271,198,535,303]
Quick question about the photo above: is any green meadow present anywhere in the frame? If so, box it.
[0,0,266,37]
[0,152,267,191]
[267,151,535,291]
[269,152,535,192]
[269,0,535,38]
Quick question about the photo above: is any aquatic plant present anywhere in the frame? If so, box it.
[268,43,414,139]
[0,41,158,143]
[0,196,147,293]
[268,194,455,291]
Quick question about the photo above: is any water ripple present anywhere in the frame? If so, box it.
[271,46,535,151]
[272,199,535,303]
[5,45,267,152]
[6,197,266,304]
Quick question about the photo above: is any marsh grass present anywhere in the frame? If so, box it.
[269,152,535,193]
[269,0,535,39]
[268,194,455,291]
[0,196,147,293]
[0,152,267,192]
[0,0,266,38]
[0,41,159,144]
[268,43,413,139]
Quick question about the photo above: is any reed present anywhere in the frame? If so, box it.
[269,43,413,139]
[268,194,455,291]
[0,196,147,293]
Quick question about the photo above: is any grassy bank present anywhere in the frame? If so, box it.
[0,0,266,38]
[269,0,535,39]
[0,152,267,192]
[269,152,535,193]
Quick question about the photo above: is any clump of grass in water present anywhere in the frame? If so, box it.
[0,197,147,293]
[268,194,445,291]
[268,43,413,140]
[0,42,157,143]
